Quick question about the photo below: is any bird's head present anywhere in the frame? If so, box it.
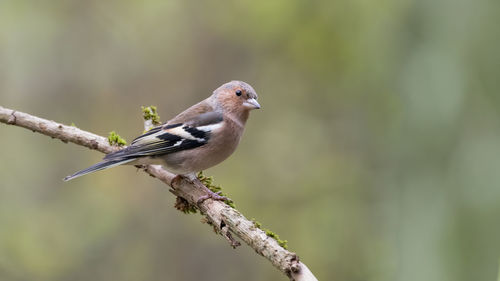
[212,81,261,116]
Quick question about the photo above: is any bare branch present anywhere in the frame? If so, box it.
[0,105,318,281]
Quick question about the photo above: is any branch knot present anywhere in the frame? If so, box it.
[7,110,16,124]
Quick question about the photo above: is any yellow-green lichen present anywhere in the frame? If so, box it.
[251,218,288,249]
[197,171,235,208]
[141,105,161,125]
[265,229,288,249]
[251,218,262,229]
[70,122,76,127]
[108,131,127,146]
[174,197,198,214]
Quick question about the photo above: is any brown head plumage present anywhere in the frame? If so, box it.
[212,81,260,116]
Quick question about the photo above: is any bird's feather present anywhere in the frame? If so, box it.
[103,111,224,161]
[63,158,135,181]
[166,100,216,125]
[64,80,259,181]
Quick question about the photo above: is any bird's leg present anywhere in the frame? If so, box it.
[186,173,230,204]
[197,188,228,204]
[184,173,198,182]
[171,174,229,204]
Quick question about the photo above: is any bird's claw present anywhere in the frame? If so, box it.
[197,190,229,204]
[172,174,231,204]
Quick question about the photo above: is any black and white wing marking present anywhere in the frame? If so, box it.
[103,112,223,161]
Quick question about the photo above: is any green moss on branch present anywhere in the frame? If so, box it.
[141,105,161,126]
[251,218,288,249]
[174,197,198,214]
[108,131,127,146]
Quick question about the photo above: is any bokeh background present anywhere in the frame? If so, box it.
[1,0,500,280]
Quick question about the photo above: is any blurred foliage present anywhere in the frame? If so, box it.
[1,0,500,280]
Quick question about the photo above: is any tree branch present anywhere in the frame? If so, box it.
[0,105,318,281]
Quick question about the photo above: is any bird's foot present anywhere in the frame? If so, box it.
[197,190,229,204]
[171,174,230,204]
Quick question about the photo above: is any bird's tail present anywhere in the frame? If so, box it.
[63,158,135,181]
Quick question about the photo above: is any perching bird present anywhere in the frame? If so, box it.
[64,81,261,191]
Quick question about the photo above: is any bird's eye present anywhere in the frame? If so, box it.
[235,90,242,96]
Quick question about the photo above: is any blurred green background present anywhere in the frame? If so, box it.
[1,0,500,280]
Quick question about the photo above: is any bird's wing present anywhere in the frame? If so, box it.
[167,99,215,125]
[103,111,224,160]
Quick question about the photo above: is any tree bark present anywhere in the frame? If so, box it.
[0,105,318,281]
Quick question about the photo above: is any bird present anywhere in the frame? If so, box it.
[64,81,261,199]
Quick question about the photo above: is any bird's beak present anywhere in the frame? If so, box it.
[243,98,261,110]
